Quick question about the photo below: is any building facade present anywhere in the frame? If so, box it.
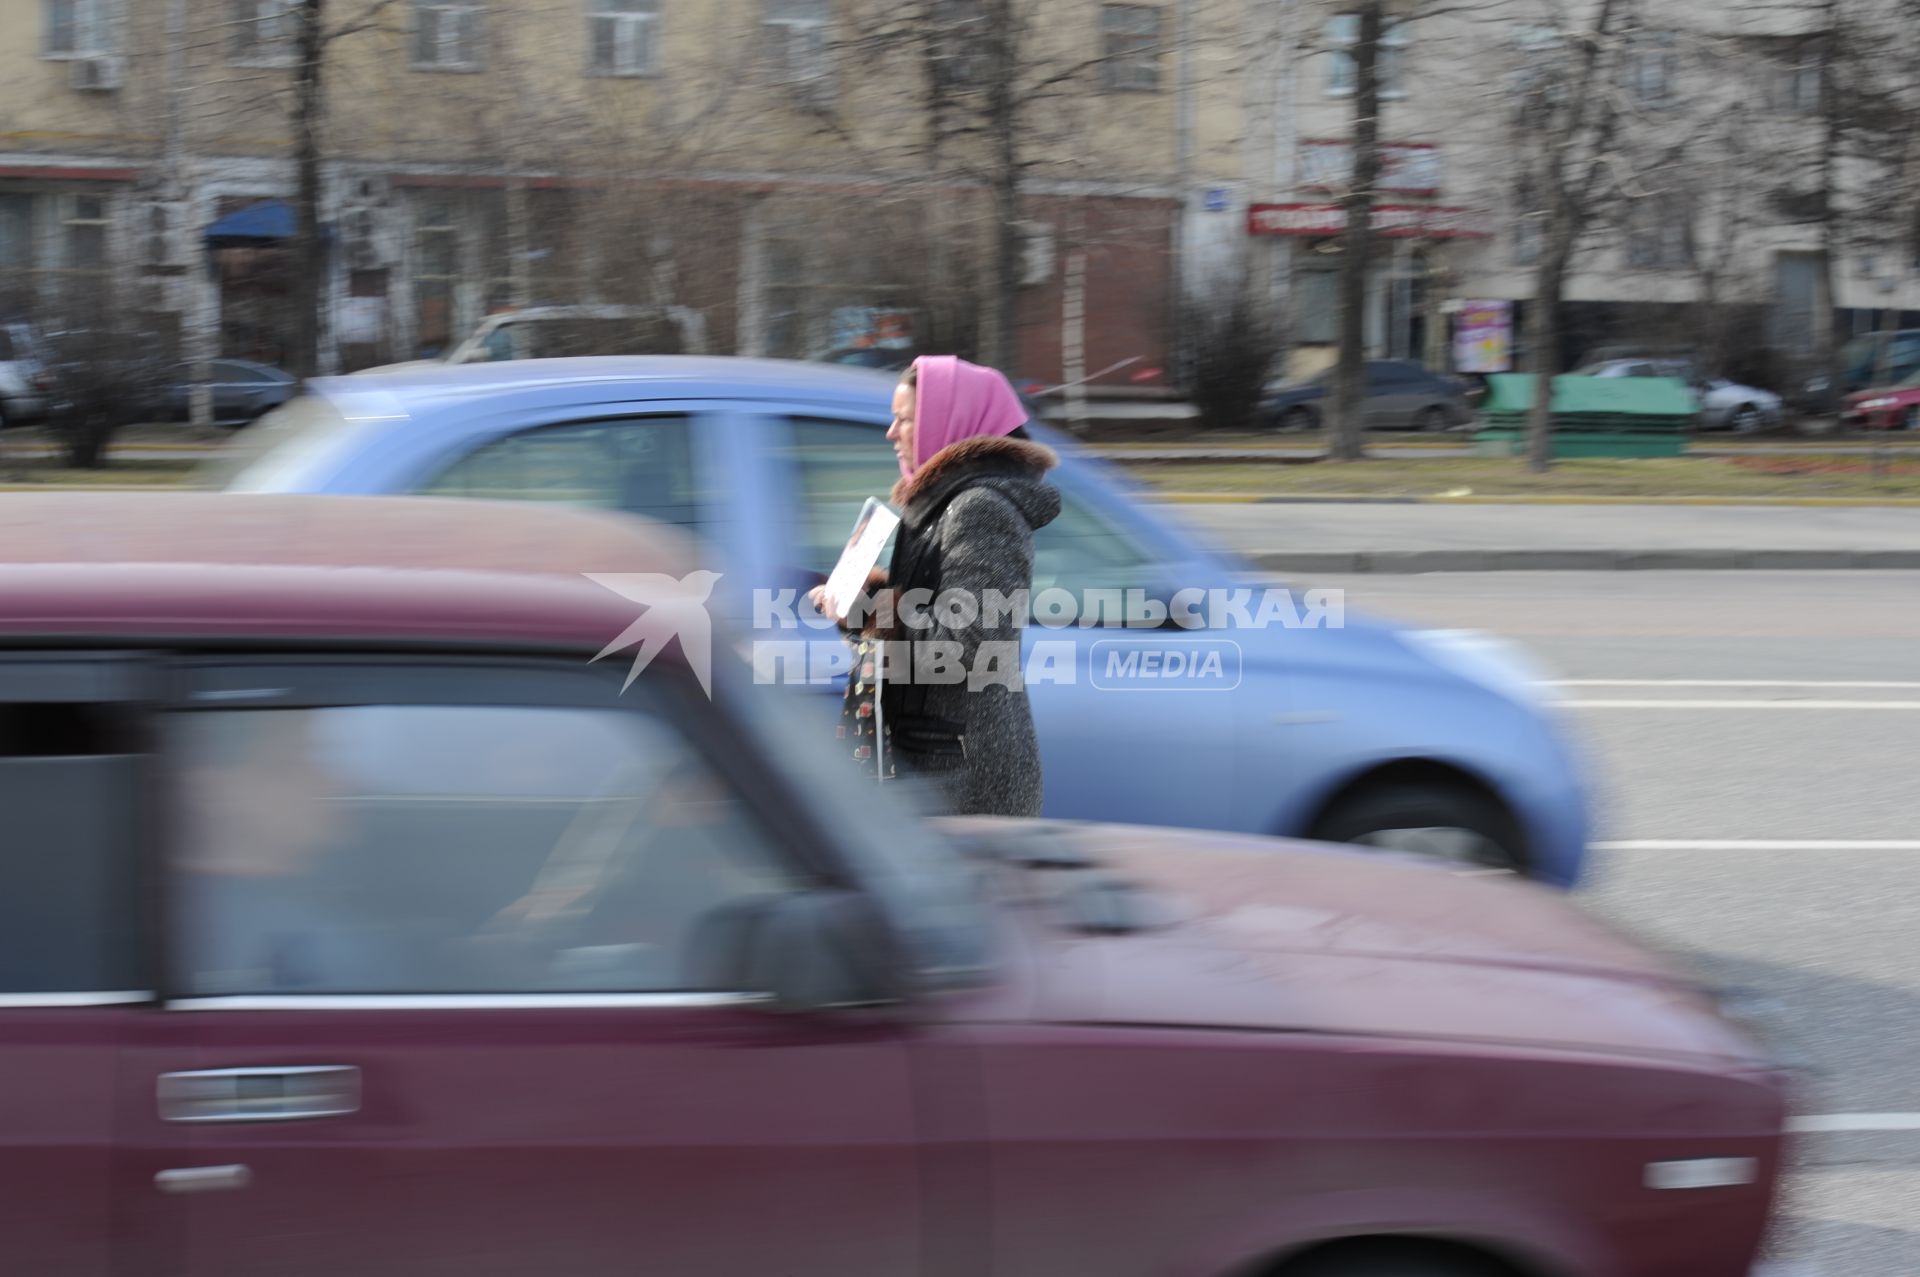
[1191,0,1920,385]
[2,0,1911,393]
[0,0,1234,385]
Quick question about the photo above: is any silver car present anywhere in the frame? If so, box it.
[1576,358,1783,432]
[0,323,50,428]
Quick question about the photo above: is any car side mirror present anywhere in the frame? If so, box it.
[685,890,904,1013]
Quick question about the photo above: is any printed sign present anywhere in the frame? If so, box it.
[1453,299,1514,374]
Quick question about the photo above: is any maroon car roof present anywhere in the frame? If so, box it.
[0,493,693,653]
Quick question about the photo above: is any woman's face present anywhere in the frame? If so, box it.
[887,380,917,473]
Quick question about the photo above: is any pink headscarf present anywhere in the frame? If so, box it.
[905,355,1030,478]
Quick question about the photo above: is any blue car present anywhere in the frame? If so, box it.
[214,357,1592,886]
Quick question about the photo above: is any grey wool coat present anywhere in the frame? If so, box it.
[865,433,1061,816]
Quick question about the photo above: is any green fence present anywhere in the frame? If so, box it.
[1473,374,1696,458]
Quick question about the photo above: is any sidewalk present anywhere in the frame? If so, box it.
[1098,442,1920,461]
[1166,500,1920,573]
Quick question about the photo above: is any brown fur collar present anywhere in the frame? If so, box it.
[891,434,1059,510]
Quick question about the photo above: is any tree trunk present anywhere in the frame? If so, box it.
[1524,237,1571,474]
[64,412,113,470]
[1330,1,1383,462]
[1814,3,1845,414]
[289,0,327,382]
[984,0,1022,374]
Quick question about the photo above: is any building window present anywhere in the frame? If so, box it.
[764,0,832,104]
[1101,4,1163,93]
[144,202,170,267]
[230,0,299,63]
[0,195,33,275]
[1623,30,1677,107]
[930,0,989,92]
[43,0,115,57]
[590,0,659,77]
[1326,13,1407,99]
[413,0,484,71]
[1512,213,1541,267]
[1292,253,1339,345]
[1760,37,1821,115]
[1625,193,1692,271]
[413,199,460,353]
[62,195,111,272]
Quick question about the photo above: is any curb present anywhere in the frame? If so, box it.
[1152,493,1920,507]
[1248,549,1920,574]
[3,446,213,458]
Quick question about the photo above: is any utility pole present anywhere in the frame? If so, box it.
[166,0,215,429]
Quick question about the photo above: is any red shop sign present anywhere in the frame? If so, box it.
[1247,203,1490,239]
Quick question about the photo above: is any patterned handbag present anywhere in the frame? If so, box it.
[838,636,895,782]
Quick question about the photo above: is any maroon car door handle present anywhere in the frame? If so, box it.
[157,1066,362,1124]
[154,1165,254,1195]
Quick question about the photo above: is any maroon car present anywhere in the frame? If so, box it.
[0,493,1786,1277]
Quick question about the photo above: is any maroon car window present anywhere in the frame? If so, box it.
[419,415,709,527]
[0,701,144,994]
[164,704,805,997]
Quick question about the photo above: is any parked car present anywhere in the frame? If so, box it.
[212,357,1595,886]
[1263,360,1474,432]
[1839,375,1920,430]
[159,357,297,424]
[0,490,1788,1277]
[0,322,51,428]
[372,305,710,373]
[1803,328,1920,411]
[1574,359,1784,433]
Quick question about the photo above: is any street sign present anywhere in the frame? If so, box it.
[1202,188,1232,213]
[1246,203,1490,239]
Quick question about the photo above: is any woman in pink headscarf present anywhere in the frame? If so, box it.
[816,356,1061,816]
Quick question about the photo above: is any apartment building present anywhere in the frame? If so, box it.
[1198,0,1920,383]
[0,0,1246,382]
[3,0,1908,389]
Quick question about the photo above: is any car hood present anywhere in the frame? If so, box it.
[950,820,1762,1066]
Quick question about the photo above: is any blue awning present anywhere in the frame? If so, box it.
[203,198,296,246]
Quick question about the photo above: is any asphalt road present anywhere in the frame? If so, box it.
[1307,570,1920,1277]
[1169,501,1920,558]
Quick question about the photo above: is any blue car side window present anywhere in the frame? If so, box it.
[778,418,1155,613]
[417,416,708,527]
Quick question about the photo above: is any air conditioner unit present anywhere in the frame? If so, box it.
[70,56,124,93]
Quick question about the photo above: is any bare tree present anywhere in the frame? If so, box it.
[1509,0,1626,471]
[282,0,403,380]
[1330,2,1385,461]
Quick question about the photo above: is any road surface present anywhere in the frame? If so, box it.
[1314,571,1920,1275]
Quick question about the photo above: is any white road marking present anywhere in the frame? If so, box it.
[1555,679,1920,690]
[1597,840,1920,851]
[1789,1113,1920,1134]
[1562,700,1920,710]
